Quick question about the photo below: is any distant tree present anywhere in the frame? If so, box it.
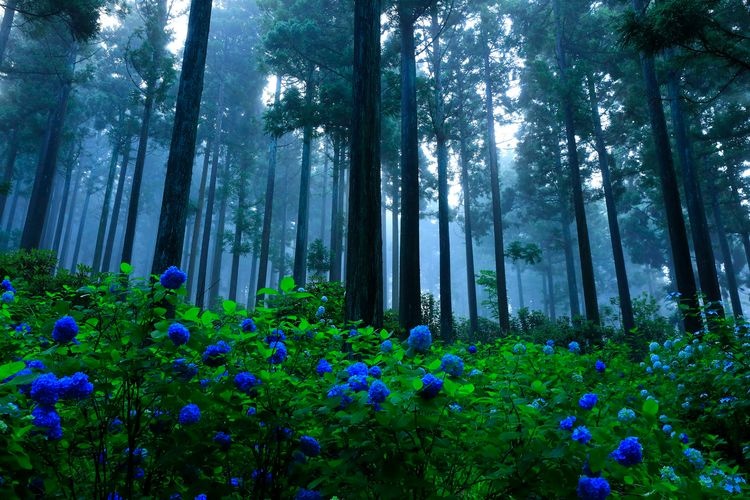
[504,240,542,311]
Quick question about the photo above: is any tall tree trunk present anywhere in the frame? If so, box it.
[121,91,154,265]
[666,62,723,317]
[553,0,599,325]
[103,137,132,272]
[229,163,245,302]
[630,0,701,334]
[458,133,479,340]
[398,3,421,330]
[70,181,92,270]
[481,15,510,333]
[586,76,634,332]
[546,261,556,321]
[92,137,122,272]
[277,160,289,285]
[346,0,383,327]
[256,77,281,301]
[187,139,211,298]
[247,254,259,309]
[151,0,213,275]
[320,140,328,243]
[515,263,524,309]
[0,0,18,68]
[329,135,344,281]
[293,66,315,288]
[554,146,581,319]
[709,187,743,317]
[20,41,76,250]
[58,169,83,269]
[431,6,453,341]
[382,185,388,307]
[2,180,20,248]
[196,81,224,309]
[391,185,399,312]
[52,148,76,255]
[209,149,230,308]
[0,128,19,222]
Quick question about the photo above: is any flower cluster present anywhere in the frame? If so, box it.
[167,323,190,346]
[316,359,332,376]
[52,316,79,344]
[202,341,231,367]
[299,435,321,457]
[160,266,187,289]
[611,437,643,466]
[579,393,598,410]
[569,341,581,353]
[559,416,576,431]
[419,373,443,399]
[368,380,389,406]
[684,447,705,470]
[572,426,592,444]
[407,325,432,353]
[178,404,201,425]
[240,318,257,332]
[440,354,464,377]
[577,476,610,499]
[595,360,606,373]
[234,371,261,395]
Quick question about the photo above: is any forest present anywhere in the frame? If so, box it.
[0,0,748,498]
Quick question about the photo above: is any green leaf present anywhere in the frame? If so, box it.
[120,262,133,274]
[459,383,475,396]
[0,361,25,381]
[411,378,423,391]
[222,300,237,314]
[623,475,634,485]
[182,307,200,322]
[280,276,295,293]
[642,399,659,418]
[531,380,545,394]
[257,287,278,296]
[428,359,442,371]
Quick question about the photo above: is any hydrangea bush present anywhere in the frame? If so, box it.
[0,266,745,498]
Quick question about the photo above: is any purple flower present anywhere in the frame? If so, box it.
[167,323,190,346]
[52,316,79,344]
[159,266,187,289]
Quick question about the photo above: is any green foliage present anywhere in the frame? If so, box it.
[306,239,330,281]
[505,240,543,265]
[0,264,746,497]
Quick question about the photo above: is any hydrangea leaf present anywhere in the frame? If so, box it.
[0,361,25,381]
[642,399,659,418]
[280,276,295,293]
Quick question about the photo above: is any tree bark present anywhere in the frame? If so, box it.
[709,186,743,317]
[256,76,281,301]
[630,0,701,334]
[398,3,422,331]
[554,145,581,319]
[346,0,383,327]
[52,147,76,255]
[92,137,122,272]
[553,0,599,325]
[0,0,18,68]
[586,76,634,332]
[458,132,479,340]
[209,149,230,308]
[329,135,344,281]
[70,181,92,270]
[58,168,83,269]
[0,128,18,223]
[391,183,399,312]
[546,261,556,320]
[229,161,245,302]
[187,139,211,298]
[293,65,315,288]
[20,41,76,250]
[151,0,213,276]
[103,137,132,272]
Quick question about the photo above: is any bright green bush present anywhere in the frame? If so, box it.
[0,262,746,498]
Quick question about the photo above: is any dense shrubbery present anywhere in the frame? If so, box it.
[0,253,746,498]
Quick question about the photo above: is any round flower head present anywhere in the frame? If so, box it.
[295,489,323,500]
[346,362,368,378]
[213,431,232,449]
[579,393,598,410]
[662,424,673,434]
[178,404,201,425]
[321,295,328,302]
[202,340,231,367]
[568,341,581,353]
[660,466,679,482]
[611,437,643,466]
[419,373,443,399]
[440,354,464,377]
[299,435,321,457]
[467,345,477,354]
[546,339,555,347]
[577,476,611,499]
[684,447,705,470]
[159,266,187,289]
[52,315,79,344]
[264,329,286,344]
[368,365,382,379]
[595,360,606,373]
[58,372,94,400]
[234,371,261,395]
[167,323,190,346]
[269,342,288,364]
[316,359,332,376]
[380,339,393,353]
[368,380,390,404]
[678,433,689,444]
[572,426,592,444]
[240,318,257,333]
[172,358,198,381]
[32,405,62,440]
[327,384,353,409]
[559,416,577,431]
[407,325,432,353]
[617,408,636,423]
[1,278,15,292]
[1,291,14,303]
[16,323,31,334]
[348,375,368,392]
[543,345,554,355]
[315,306,325,318]
[512,343,526,355]
[30,373,59,406]
[649,342,660,352]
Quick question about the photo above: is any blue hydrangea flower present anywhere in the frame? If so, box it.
[698,474,713,488]
[684,447,705,470]
[321,296,328,302]
[172,358,198,381]
[246,406,257,416]
[440,354,464,377]
[265,329,286,343]
[467,345,477,354]
[1,278,15,292]
[512,343,527,354]
[559,416,577,431]
[2,291,14,303]
[662,424,673,434]
[299,435,321,457]
[348,375,368,392]
[202,341,231,367]
[315,306,325,318]
[229,477,241,488]
[380,340,393,352]
[178,404,201,425]
[368,380,389,404]
[546,339,555,346]
[159,266,187,289]
[167,323,190,346]
[649,342,659,352]
[25,360,45,371]
[419,373,443,399]
[576,476,611,499]
[595,360,606,373]
[295,489,323,500]
[234,371,261,395]
[611,437,643,466]
[58,372,93,400]
[579,393,598,410]
[346,362,368,378]
[32,405,62,439]
[569,341,581,353]
[15,323,31,334]
[52,316,79,344]
[678,433,689,444]
[213,431,232,449]
[269,341,288,364]
[365,365,381,379]
[240,318,257,333]
[327,384,353,409]
[407,325,432,353]
[720,474,746,494]
[30,373,59,406]
[660,466,679,482]
[316,359,332,376]
[650,353,660,363]
[572,426,592,444]
[543,345,554,355]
